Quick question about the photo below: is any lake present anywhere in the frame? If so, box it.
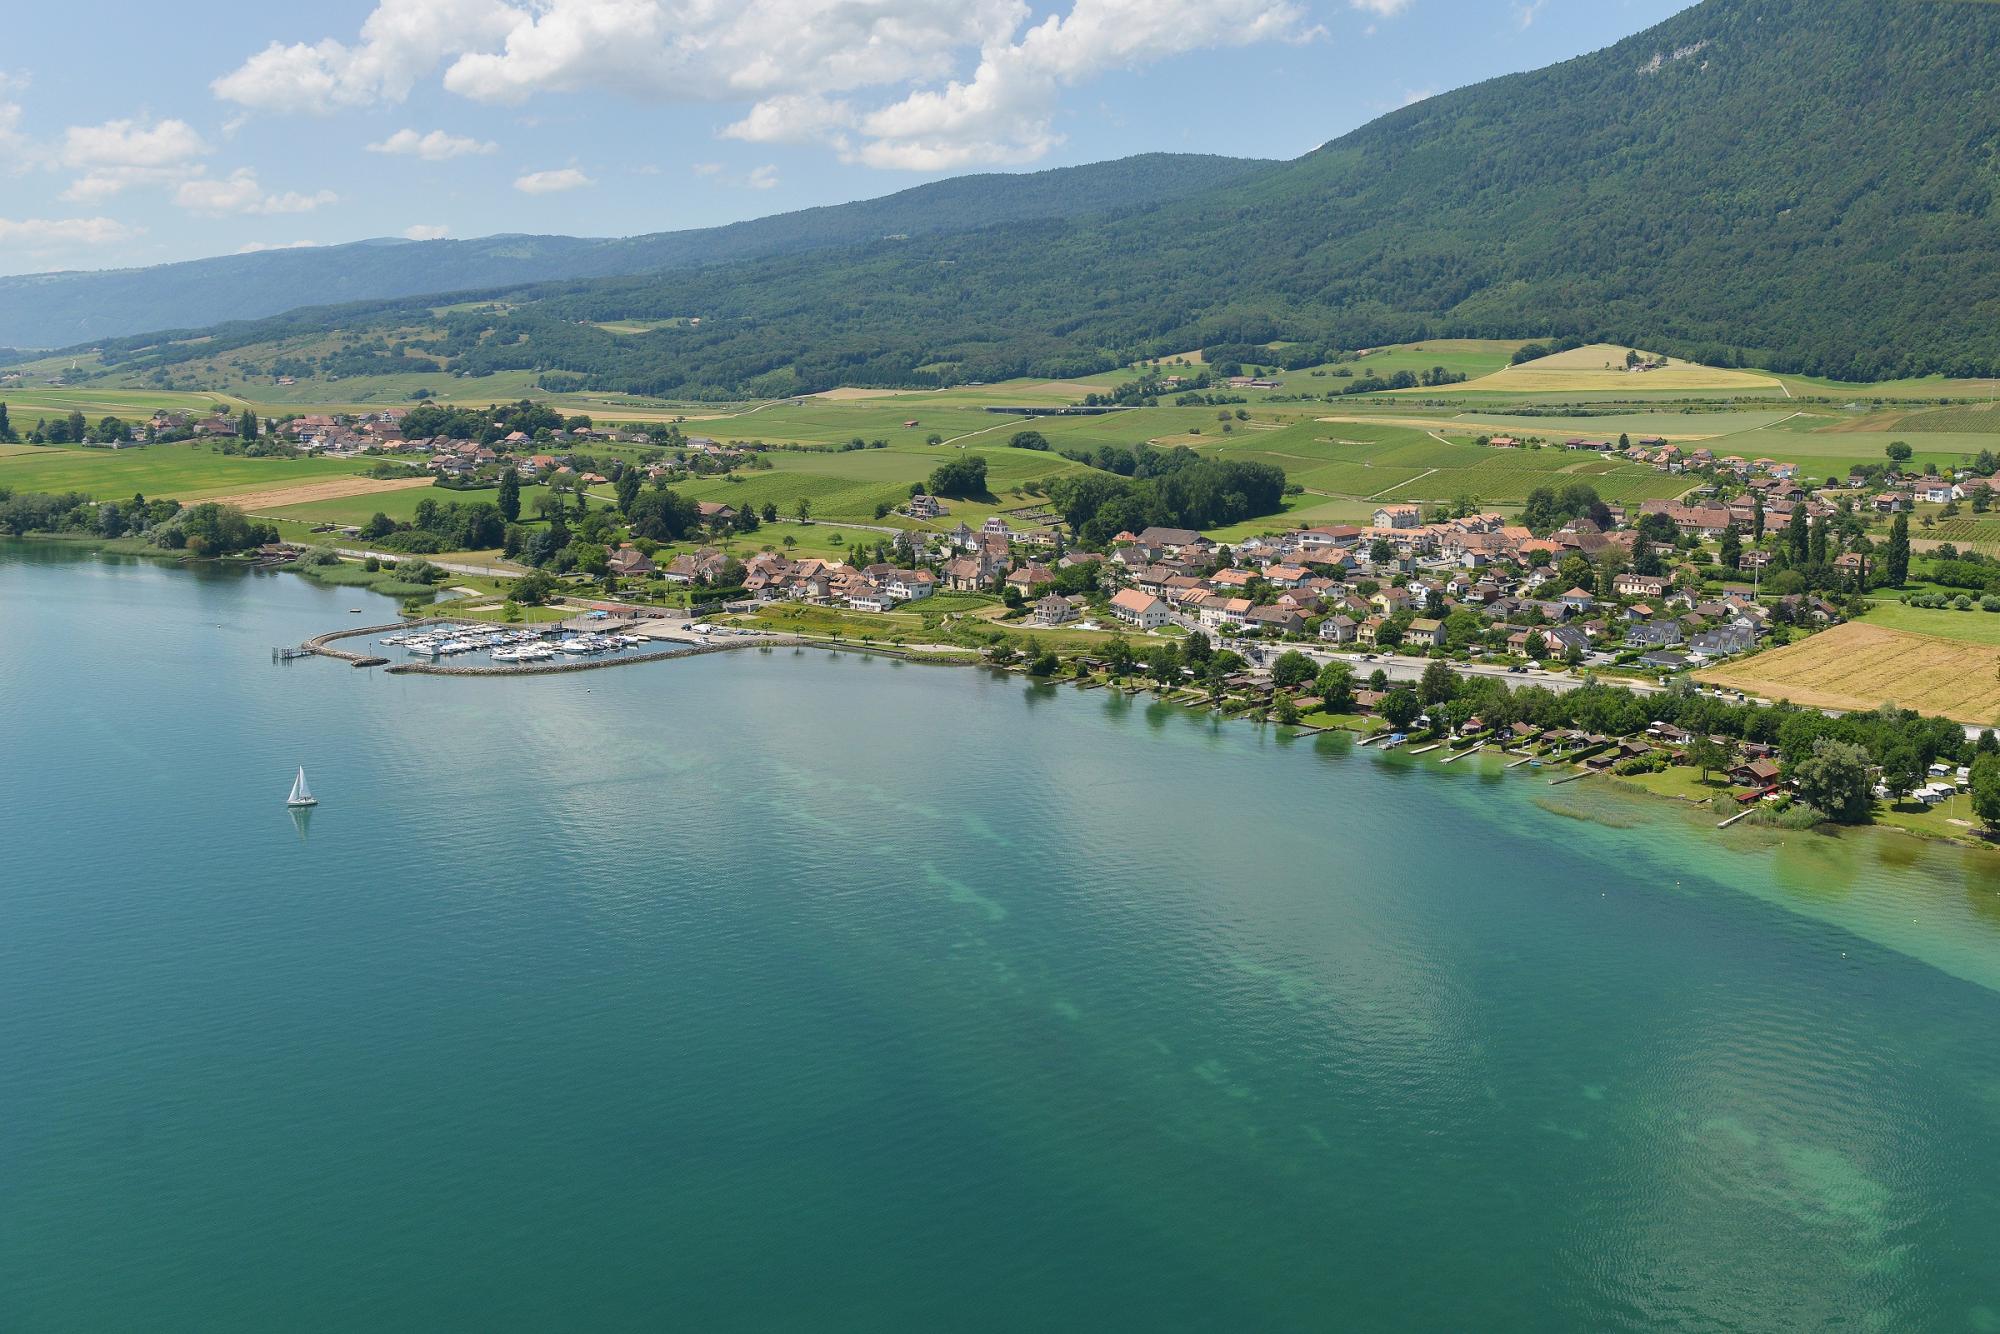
[5,542,2000,1332]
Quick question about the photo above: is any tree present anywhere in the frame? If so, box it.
[1719,524,1742,571]
[1029,650,1060,677]
[928,455,989,498]
[1315,661,1355,711]
[1379,688,1421,731]
[497,468,521,522]
[1791,738,1873,824]
[1272,693,1301,725]
[1183,630,1213,666]
[1886,513,1911,587]
[0,402,12,442]
[1417,660,1458,705]
[1885,440,1914,463]
[1876,736,1927,805]
[795,497,813,523]
[1271,651,1317,689]
[1785,504,1810,566]
[1686,733,1736,783]
[362,511,396,540]
[1751,491,1766,541]
[1104,634,1135,677]
[66,410,86,443]
[1971,753,2000,830]
[616,469,641,515]
[1009,430,1049,451]
[237,408,258,440]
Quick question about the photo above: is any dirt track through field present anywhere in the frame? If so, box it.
[206,475,438,511]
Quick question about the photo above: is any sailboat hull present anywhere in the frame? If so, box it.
[286,798,318,808]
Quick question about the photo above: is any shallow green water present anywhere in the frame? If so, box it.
[6,543,2000,1332]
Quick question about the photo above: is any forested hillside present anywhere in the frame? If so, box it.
[61,0,2000,392]
[0,154,1272,349]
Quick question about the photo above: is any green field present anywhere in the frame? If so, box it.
[0,442,373,501]
[1860,601,2000,646]
[676,443,1090,528]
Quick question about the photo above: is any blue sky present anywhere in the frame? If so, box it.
[0,0,1687,275]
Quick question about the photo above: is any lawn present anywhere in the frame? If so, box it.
[1696,622,2000,725]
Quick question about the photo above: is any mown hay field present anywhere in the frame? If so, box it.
[1697,623,2000,725]
[1445,344,1784,395]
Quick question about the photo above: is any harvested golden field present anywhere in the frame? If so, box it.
[210,474,437,512]
[1448,344,1783,394]
[1697,622,2000,725]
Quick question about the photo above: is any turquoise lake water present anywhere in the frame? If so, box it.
[7,542,2000,1331]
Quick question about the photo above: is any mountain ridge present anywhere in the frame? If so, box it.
[0,153,1276,348]
[49,0,2000,392]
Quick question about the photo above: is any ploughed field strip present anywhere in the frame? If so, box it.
[1697,623,2000,726]
[202,475,438,511]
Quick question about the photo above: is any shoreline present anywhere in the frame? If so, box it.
[12,534,1992,858]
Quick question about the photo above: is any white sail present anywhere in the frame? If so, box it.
[287,766,316,806]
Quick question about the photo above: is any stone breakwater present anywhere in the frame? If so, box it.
[302,617,459,667]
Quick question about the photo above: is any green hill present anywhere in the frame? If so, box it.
[0,154,1273,349]
[59,0,2000,393]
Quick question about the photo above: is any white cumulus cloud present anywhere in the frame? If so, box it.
[856,0,1316,169]
[176,168,338,216]
[403,223,451,240]
[56,116,213,201]
[0,215,140,249]
[367,128,497,159]
[238,239,325,253]
[212,0,521,113]
[514,167,592,193]
[1351,0,1414,14]
[214,0,1313,168]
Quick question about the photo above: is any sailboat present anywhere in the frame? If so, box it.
[286,766,318,808]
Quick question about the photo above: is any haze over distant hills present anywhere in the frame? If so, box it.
[0,155,1274,349]
[41,0,2000,393]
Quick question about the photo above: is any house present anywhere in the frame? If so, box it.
[885,570,935,602]
[1731,758,1783,788]
[906,493,948,519]
[1558,587,1596,613]
[1319,615,1359,644]
[696,501,739,526]
[1032,594,1076,626]
[1917,481,1959,505]
[1006,562,1056,595]
[1133,526,1213,557]
[1197,595,1254,632]
[1626,621,1684,649]
[606,546,655,577]
[1372,504,1421,530]
[1614,573,1667,599]
[1246,605,1306,636]
[1404,617,1446,650]
[1109,589,1174,630]
[1689,622,1759,659]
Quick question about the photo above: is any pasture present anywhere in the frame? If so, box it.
[675,442,1089,528]
[0,442,374,502]
[1696,623,2000,726]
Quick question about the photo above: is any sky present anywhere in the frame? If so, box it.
[0,0,1688,276]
